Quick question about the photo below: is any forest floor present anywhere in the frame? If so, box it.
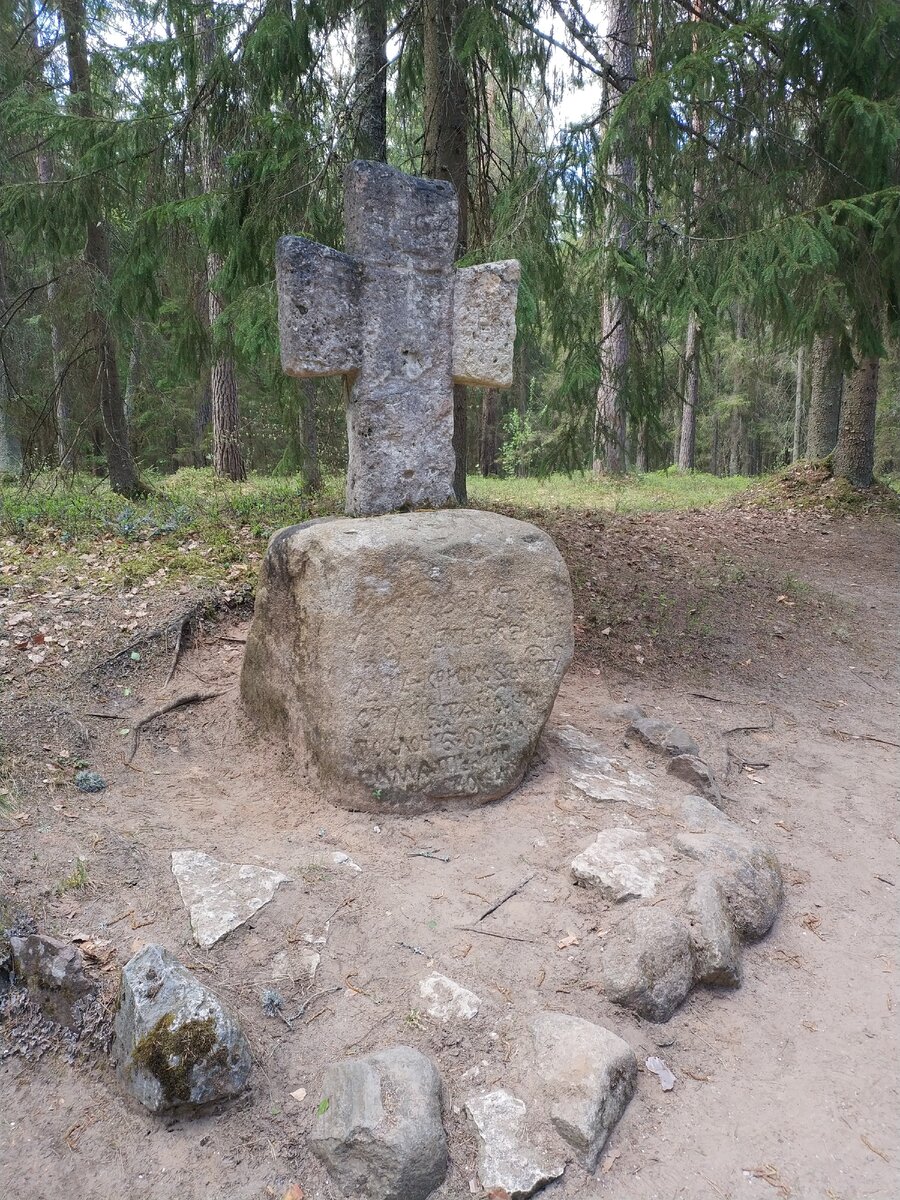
[0,468,898,1200]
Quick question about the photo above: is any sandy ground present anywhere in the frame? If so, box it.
[1,507,898,1200]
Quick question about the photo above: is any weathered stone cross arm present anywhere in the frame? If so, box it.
[275,161,520,516]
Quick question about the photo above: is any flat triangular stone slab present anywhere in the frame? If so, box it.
[171,850,289,949]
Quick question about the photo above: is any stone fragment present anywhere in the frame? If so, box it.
[683,871,742,987]
[629,716,699,757]
[113,944,251,1113]
[310,1046,447,1200]
[667,753,722,804]
[571,828,668,901]
[673,797,783,941]
[601,909,695,1023]
[242,510,573,811]
[9,934,93,1028]
[419,973,480,1021]
[645,1056,676,1091]
[528,1012,637,1170]
[171,850,289,949]
[452,260,521,387]
[466,1089,565,1198]
[568,763,656,809]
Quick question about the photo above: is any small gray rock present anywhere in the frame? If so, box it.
[9,934,93,1027]
[113,944,251,1113]
[608,702,646,723]
[571,828,668,901]
[667,754,721,804]
[683,872,742,987]
[311,1046,447,1200]
[601,909,695,1022]
[528,1011,637,1170]
[466,1089,565,1198]
[629,716,699,758]
[675,831,783,941]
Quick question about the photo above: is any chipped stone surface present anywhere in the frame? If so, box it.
[528,1011,637,1170]
[568,762,656,808]
[9,934,93,1028]
[684,871,742,987]
[171,850,289,949]
[602,909,695,1023]
[275,161,519,517]
[571,828,668,901]
[452,260,521,387]
[629,716,700,757]
[113,944,251,1113]
[419,973,480,1021]
[466,1089,565,1198]
[310,1046,447,1200]
[241,510,573,811]
[667,753,722,804]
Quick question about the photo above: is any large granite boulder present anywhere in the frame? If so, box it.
[241,509,573,811]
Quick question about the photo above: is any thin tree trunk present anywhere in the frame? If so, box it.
[124,326,142,434]
[806,334,842,459]
[354,0,387,161]
[0,243,21,475]
[635,418,649,472]
[593,0,635,476]
[60,0,143,496]
[709,414,719,475]
[678,313,700,470]
[728,409,742,476]
[196,5,245,482]
[791,344,805,462]
[299,379,321,491]
[832,355,879,487]
[478,388,501,476]
[423,0,469,503]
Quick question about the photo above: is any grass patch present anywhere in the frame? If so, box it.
[468,470,755,514]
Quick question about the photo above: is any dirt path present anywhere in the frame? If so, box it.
[1,508,897,1199]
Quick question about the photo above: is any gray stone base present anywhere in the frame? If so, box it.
[240,509,573,812]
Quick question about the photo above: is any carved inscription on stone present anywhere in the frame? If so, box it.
[240,510,574,811]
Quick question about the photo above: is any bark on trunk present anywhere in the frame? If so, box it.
[423,0,469,503]
[0,243,22,474]
[791,344,805,462]
[832,355,879,487]
[478,388,501,476]
[299,379,321,491]
[806,334,843,459]
[196,6,245,482]
[709,414,719,475]
[593,0,635,476]
[354,0,387,162]
[635,418,649,472]
[60,0,143,496]
[678,313,700,470]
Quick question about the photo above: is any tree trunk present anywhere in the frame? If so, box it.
[678,313,700,470]
[60,0,143,496]
[299,379,321,491]
[791,343,805,462]
[806,334,842,459]
[423,0,469,503]
[593,0,635,476]
[0,243,22,475]
[196,5,245,482]
[354,0,387,161]
[635,418,649,472]
[124,326,142,434]
[478,388,501,476]
[728,409,742,476]
[832,355,879,487]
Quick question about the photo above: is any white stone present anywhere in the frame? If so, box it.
[419,973,480,1021]
[332,851,362,872]
[569,760,655,809]
[466,1090,565,1199]
[571,828,667,901]
[171,850,289,949]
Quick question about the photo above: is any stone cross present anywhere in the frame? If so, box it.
[275,160,520,516]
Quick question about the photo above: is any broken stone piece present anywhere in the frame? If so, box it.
[9,934,93,1028]
[310,1045,447,1200]
[466,1089,565,1198]
[571,828,668,901]
[528,1011,637,1170]
[419,973,480,1021]
[113,944,251,1113]
[241,510,573,812]
[683,871,742,987]
[667,753,722,804]
[629,716,700,758]
[601,909,695,1023]
[170,850,289,949]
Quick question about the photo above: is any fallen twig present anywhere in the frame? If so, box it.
[284,986,342,1027]
[456,926,537,944]
[477,875,534,923]
[126,690,220,763]
[164,617,187,686]
[408,850,450,863]
[831,729,900,749]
